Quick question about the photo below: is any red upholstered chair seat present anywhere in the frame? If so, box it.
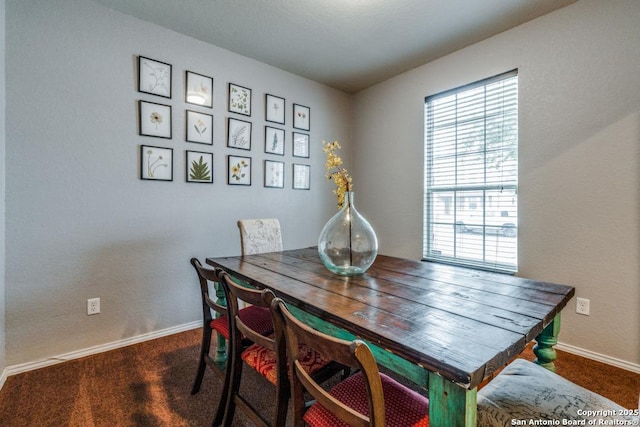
[303,372,430,427]
[241,341,331,385]
[209,305,273,340]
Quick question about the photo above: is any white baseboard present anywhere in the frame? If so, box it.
[1,327,637,392]
[0,321,201,388]
[557,341,640,374]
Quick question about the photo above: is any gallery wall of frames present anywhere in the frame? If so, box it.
[137,55,312,190]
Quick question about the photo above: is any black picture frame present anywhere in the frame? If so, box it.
[139,100,172,139]
[293,103,310,131]
[227,117,252,150]
[140,145,173,181]
[185,71,213,108]
[292,132,310,158]
[228,83,252,116]
[186,150,213,184]
[264,160,285,188]
[186,110,213,145]
[265,94,285,124]
[292,163,310,190]
[228,155,252,186]
[264,126,285,156]
[138,56,172,99]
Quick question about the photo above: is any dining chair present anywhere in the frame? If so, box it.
[218,271,345,427]
[270,296,430,427]
[237,218,283,255]
[189,258,274,426]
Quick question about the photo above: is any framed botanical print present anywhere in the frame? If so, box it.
[227,118,252,150]
[292,132,310,158]
[185,71,213,108]
[264,126,285,156]
[264,160,284,188]
[140,145,173,181]
[228,155,251,185]
[293,103,310,131]
[138,56,172,98]
[186,110,213,145]
[265,94,285,124]
[228,83,251,116]
[186,150,213,183]
[292,163,310,190]
[139,100,172,139]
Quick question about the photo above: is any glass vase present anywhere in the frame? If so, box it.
[318,192,378,276]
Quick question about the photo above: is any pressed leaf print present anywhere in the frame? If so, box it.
[190,156,211,181]
[232,125,248,147]
[230,85,250,115]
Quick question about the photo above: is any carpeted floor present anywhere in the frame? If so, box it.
[0,328,637,426]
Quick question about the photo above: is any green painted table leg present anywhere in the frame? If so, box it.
[213,281,227,363]
[533,313,561,372]
[287,306,429,389]
[428,374,477,427]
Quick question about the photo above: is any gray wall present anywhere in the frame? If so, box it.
[5,0,352,366]
[3,0,639,374]
[0,0,6,377]
[353,0,640,368]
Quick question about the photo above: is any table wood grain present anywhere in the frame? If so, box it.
[207,247,575,426]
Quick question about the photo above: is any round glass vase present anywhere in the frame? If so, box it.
[318,192,378,276]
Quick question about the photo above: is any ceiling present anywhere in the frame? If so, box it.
[93,0,578,93]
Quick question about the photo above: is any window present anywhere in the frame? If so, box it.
[423,70,518,273]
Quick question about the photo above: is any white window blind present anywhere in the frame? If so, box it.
[423,70,518,273]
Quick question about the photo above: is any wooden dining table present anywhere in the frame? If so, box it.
[207,247,575,426]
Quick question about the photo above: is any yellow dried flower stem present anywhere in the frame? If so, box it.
[323,140,352,209]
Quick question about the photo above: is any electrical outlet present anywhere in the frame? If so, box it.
[576,297,590,316]
[87,298,100,315]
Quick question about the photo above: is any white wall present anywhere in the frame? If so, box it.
[4,0,352,366]
[353,0,640,368]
